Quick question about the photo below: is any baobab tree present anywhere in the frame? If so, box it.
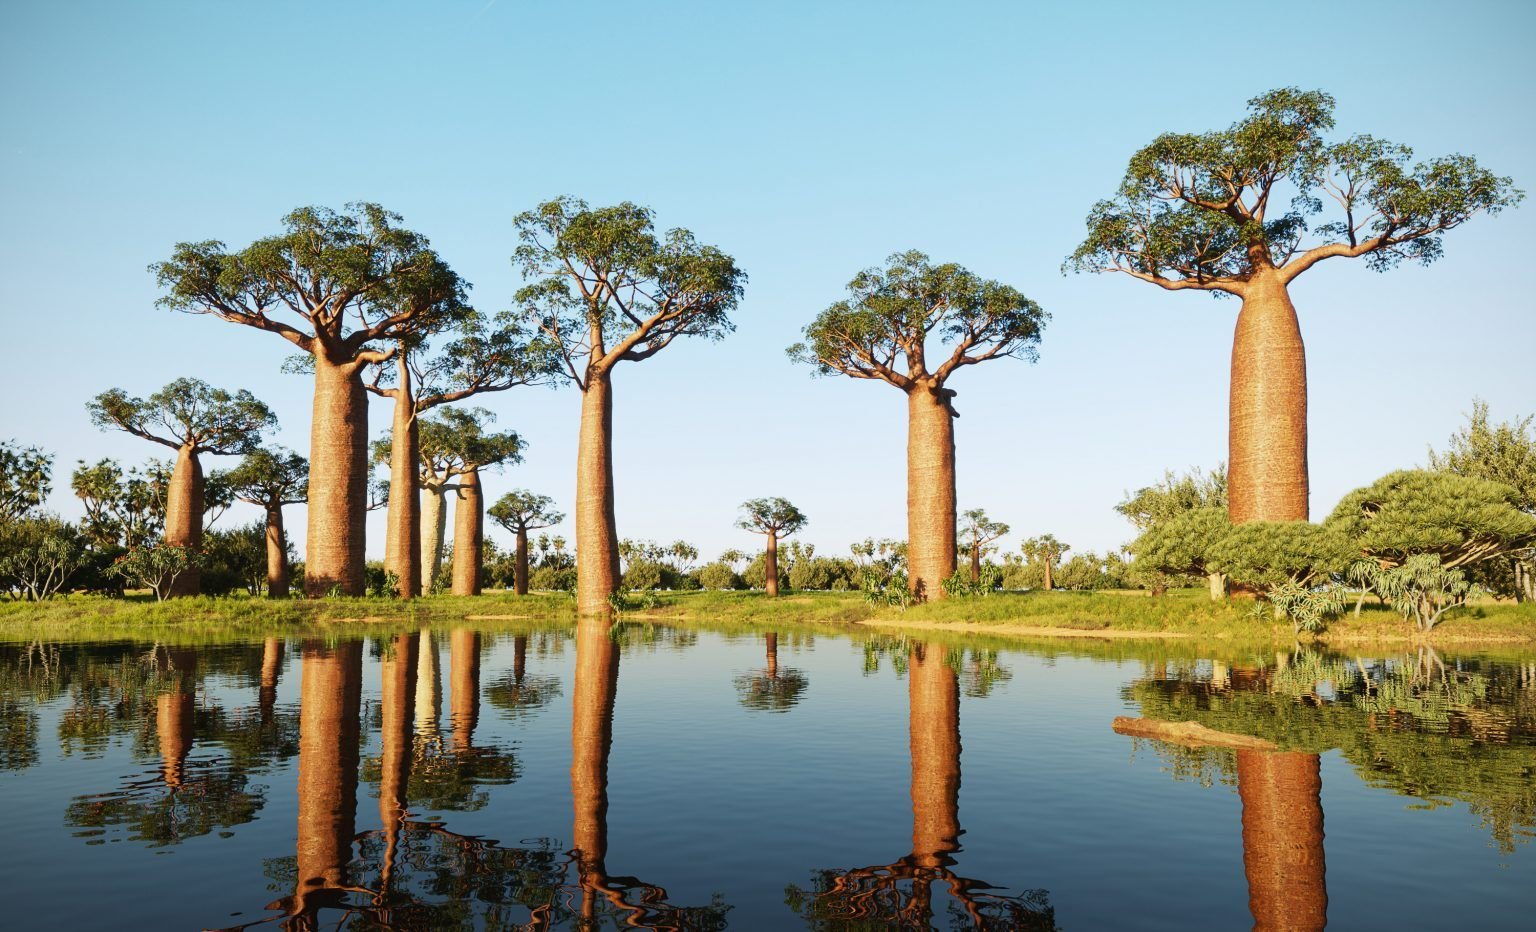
[735,497,807,598]
[87,378,274,596]
[488,490,564,595]
[417,408,525,596]
[514,197,746,614]
[365,312,557,597]
[790,251,1046,600]
[959,508,1010,585]
[1068,88,1522,523]
[152,203,470,595]
[1020,534,1070,591]
[224,448,308,598]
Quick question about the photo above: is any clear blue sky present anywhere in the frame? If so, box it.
[3,0,1534,564]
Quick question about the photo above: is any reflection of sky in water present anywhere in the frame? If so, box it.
[0,631,1531,930]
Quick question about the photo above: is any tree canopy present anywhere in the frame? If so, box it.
[0,440,52,522]
[417,408,525,473]
[1067,88,1523,294]
[1205,521,1352,588]
[959,508,1010,552]
[488,490,564,534]
[1130,506,1231,577]
[736,497,808,537]
[1116,465,1227,531]
[87,378,274,455]
[1430,400,1536,513]
[364,310,561,407]
[223,448,309,508]
[1326,469,1536,569]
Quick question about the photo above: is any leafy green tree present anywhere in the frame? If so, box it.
[1116,465,1227,530]
[1020,534,1070,591]
[225,448,308,598]
[1430,400,1536,601]
[70,459,164,550]
[959,508,1010,585]
[1070,88,1521,524]
[1326,470,1536,570]
[87,378,274,596]
[514,196,746,614]
[153,203,470,595]
[109,544,197,601]
[0,441,52,522]
[0,517,86,600]
[1130,506,1233,599]
[696,561,745,590]
[1373,554,1477,632]
[1204,521,1352,593]
[736,497,808,597]
[200,523,271,596]
[422,408,525,596]
[790,251,1046,600]
[487,490,564,595]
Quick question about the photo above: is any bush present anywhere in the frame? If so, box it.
[697,561,745,590]
[788,556,859,591]
[0,516,86,600]
[528,565,576,592]
[109,543,196,601]
[1205,521,1352,590]
[201,523,267,595]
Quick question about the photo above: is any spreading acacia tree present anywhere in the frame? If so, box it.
[1069,88,1521,524]
[487,490,564,596]
[152,204,469,595]
[735,497,808,598]
[790,251,1046,600]
[87,378,274,596]
[224,448,308,598]
[514,197,746,614]
[420,408,524,596]
[959,508,1010,585]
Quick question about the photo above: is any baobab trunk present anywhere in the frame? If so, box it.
[907,383,958,601]
[765,632,778,680]
[970,540,982,585]
[377,632,416,892]
[451,467,483,596]
[575,372,621,615]
[164,444,204,597]
[294,640,362,915]
[259,637,283,723]
[765,532,780,597]
[306,357,370,596]
[1229,274,1309,524]
[420,475,450,595]
[1042,550,1056,591]
[514,527,530,595]
[1208,571,1228,602]
[414,630,440,742]
[449,628,480,750]
[1237,750,1327,932]
[572,616,620,914]
[156,648,197,787]
[264,504,289,598]
[384,363,421,598]
[909,641,961,870]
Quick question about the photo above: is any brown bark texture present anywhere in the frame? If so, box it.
[450,628,481,750]
[909,642,962,868]
[385,375,421,598]
[264,504,290,598]
[575,373,621,614]
[514,527,530,595]
[572,616,619,878]
[765,632,778,680]
[1229,275,1309,523]
[156,648,198,787]
[907,384,958,600]
[1237,750,1327,932]
[295,640,362,906]
[164,444,204,597]
[765,532,780,597]
[415,630,441,741]
[259,637,283,720]
[420,476,450,595]
[306,358,370,596]
[378,631,417,888]
[451,467,484,596]
[970,543,981,585]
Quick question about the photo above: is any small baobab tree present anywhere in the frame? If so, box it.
[1020,534,1070,592]
[1068,88,1521,524]
[790,251,1046,600]
[959,508,1010,585]
[87,378,274,596]
[514,197,746,614]
[152,203,469,595]
[488,490,564,595]
[224,448,308,598]
[735,497,807,598]
[421,408,524,596]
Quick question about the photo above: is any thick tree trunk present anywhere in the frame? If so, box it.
[451,467,483,596]
[1237,750,1327,932]
[294,640,362,917]
[156,647,197,787]
[385,367,421,598]
[419,475,450,595]
[1207,571,1228,602]
[414,630,440,741]
[259,637,283,722]
[572,616,619,908]
[907,383,958,601]
[970,540,981,585]
[1229,274,1309,523]
[514,527,530,595]
[909,641,961,869]
[765,632,778,680]
[306,357,369,596]
[575,372,620,614]
[1042,551,1055,591]
[164,444,204,597]
[264,504,290,598]
[449,628,480,751]
[378,632,417,891]
[513,635,527,683]
[765,531,780,597]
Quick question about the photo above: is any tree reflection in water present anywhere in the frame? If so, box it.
[734,632,809,712]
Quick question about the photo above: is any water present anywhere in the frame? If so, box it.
[1,622,1532,930]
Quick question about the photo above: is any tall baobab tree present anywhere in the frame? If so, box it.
[959,508,1009,585]
[224,447,308,598]
[735,497,807,598]
[152,203,470,595]
[488,490,564,595]
[1069,88,1521,523]
[790,251,1046,600]
[87,378,274,596]
[365,312,557,597]
[514,197,746,615]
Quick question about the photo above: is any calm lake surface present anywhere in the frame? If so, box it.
[1,621,1532,930]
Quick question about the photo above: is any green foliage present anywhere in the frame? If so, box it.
[788,555,859,592]
[1069,88,1522,292]
[1431,400,1536,512]
[199,523,270,596]
[0,517,86,600]
[1116,466,1227,531]
[1326,469,1536,569]
[622,559,666,592]
[959,507,1010,562]
[696,561,745,591]
[736,496,808,537]
[109,544,196,601]
[861,568,913,609]
[741,553,788,592]
[1205,521,1352,589]
[0,440,52,523]
[1267,582,1349,634]
[488,489,563,535]
[418,407,524,472]
[1130,506,1231,577]
[528,565,576,592]
[70,459,164,550]
[88,378,274,455]
[224,448,307,510]
[942,564,1003,597]
[1054,552,1130,591]
[1374,555,1478,632]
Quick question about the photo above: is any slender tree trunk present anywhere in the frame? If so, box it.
[451,467,483,596]
[264,503,290,598]
[513,634,527,683]
[765,632,778,679]
[575,372,620,614]
[1237,750,1327,931]
[294,640,362,917]
[164,444,204,597]
[259,637,283,723]
[907,382,958,601]
[307,356,369,596]
[514,527,530,595]
[449,628,480,750]
[385,362,421,598]
[1043,549,1055,591]
[572,616,619,907]
[420,475,450,595]
[378,632,417,892]
[970,539,981,585]
[909,641,961,869]
[415,630,440,742]
[765,531,780,597]
[1207,571,1228,602]
[1229,273,1309,524]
